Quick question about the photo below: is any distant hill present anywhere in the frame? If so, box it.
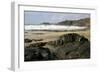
[25,18,90,27]
[57,18,90,27]
[42,22,51,25]
[57,20,73,26]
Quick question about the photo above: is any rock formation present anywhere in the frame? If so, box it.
[24,33,90,61]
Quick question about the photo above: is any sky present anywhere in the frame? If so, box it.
[24,11,90,24]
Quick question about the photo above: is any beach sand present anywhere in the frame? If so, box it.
[24,30,90,47]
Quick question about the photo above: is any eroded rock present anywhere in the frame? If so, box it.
[56,42,90,59]
[24,47,51,61]
[25,38,32,43]
[24,33,90,61]
[53,33,90,59]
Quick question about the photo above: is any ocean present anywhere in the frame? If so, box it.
[25,25,87,31]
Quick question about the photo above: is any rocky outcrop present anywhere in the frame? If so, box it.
[25,38,32,43]
[25,42,47,48]
[24,42,58,61]
[24,33,90,61]
[47,33,90,59]
[25,47,50,61]
[24,47,58,61]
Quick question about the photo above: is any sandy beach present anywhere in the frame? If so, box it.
[24,30,90,43]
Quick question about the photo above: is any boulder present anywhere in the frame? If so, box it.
[24,38,32,43]
[24,46,58,61]
[47,33,90,59]
[25,42,47,49]
[25,33,90,61]
[24,47,50,61]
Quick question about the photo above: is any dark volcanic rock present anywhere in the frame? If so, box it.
[24,47,51,61]
[24,41,57,61]
[32,39,43,42]
[25,33,90,61]
[25,38,32,43]
[47,33,90,59]
[24,46,58,61]
[25,42,47,49]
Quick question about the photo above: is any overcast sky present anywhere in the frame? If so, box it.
[24,11,90,24]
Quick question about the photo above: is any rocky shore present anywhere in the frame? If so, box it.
[24,33,90,61]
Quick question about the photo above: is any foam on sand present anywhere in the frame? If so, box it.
[25,25,87,31]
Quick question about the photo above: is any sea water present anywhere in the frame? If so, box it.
[25,25,87,31]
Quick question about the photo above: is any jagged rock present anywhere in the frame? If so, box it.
[47,33,90,59]
[25,42,47,49]
[24,46,58,61]
[25,38,32,43]
[32,39,43,42]
[59,33,83,43]
[24,47,51,61]
[25,33,90,61]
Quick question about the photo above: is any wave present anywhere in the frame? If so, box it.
[25,25,87,31]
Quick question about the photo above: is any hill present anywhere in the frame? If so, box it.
[57,18,90,27]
